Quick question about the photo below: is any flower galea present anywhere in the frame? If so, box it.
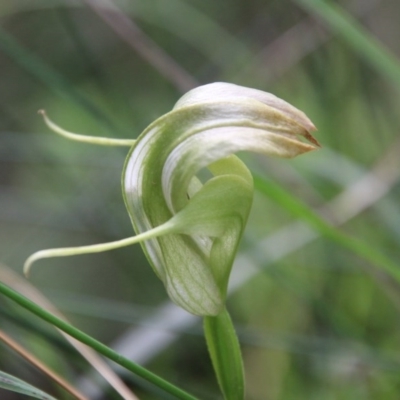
[24,82,319,317]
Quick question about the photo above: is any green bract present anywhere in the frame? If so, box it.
[25,82,319,317]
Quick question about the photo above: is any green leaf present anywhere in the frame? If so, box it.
[0,370,58,400]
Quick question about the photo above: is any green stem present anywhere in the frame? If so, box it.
[203,308,244,400]
[0,282,198,400]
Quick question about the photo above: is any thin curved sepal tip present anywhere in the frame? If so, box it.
[24,221,176,278]
[38,109,136,147]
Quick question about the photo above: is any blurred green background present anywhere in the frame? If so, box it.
[1,0,400,399]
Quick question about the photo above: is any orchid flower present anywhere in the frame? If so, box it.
[24,82,319,399]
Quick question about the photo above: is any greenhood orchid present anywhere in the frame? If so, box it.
[25,82,319,317]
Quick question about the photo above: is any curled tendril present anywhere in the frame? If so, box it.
[25,82,319,317]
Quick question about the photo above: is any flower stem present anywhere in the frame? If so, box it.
[203,308,244,400]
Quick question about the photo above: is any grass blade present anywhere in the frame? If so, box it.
[0,370,58,400]
[0,282,198,400]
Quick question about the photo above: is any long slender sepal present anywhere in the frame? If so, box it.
[204,309,244,400]
[38,110,136,147]
[24,221,176,277]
